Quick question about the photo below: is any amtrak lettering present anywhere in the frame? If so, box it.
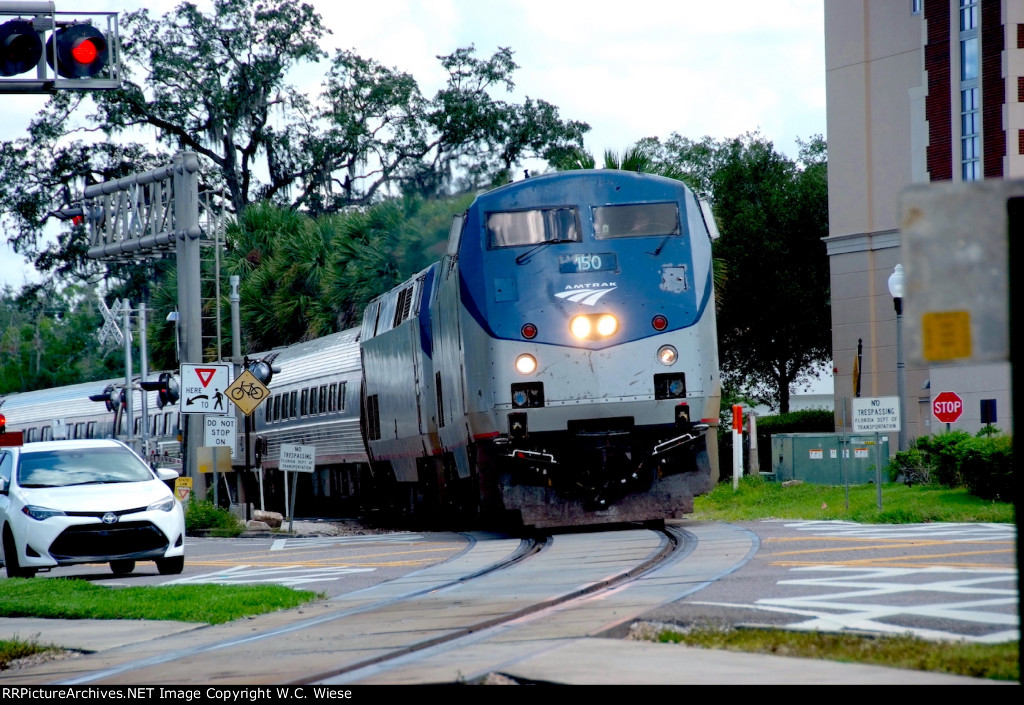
[555,283,618,306]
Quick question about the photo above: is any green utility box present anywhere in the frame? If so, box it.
[770,433,889,485]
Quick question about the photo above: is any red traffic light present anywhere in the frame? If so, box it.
[0,19,43,77]
[47,23,107,78]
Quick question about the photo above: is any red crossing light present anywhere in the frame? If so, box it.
[48,23,108,78]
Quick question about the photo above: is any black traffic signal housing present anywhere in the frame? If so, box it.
[246,357,280,386]
[88,384,123,413]
[1,10,119,93]
[0,411,7,434]
[141,373,179,408]
[0,19,42,77]
[47,22,107,78]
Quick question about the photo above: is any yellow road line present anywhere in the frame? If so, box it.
[768,541,1012,558]
[765,536,1015,546]
[771,560,1015,570]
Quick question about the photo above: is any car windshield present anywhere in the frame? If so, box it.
[17,447,154,488]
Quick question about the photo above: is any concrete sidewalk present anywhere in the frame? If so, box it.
[0,611,1011,685]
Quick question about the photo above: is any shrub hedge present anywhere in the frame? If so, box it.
[888,430,1013,501]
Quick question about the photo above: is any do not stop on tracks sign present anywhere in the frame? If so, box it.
[933,391,964,423]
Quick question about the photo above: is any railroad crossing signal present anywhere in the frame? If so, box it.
[1,4,121,93]
[97,297,124,346]
[225,369,269,417]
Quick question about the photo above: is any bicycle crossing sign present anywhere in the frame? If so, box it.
[225,369,269,416]
[180,363,232,415]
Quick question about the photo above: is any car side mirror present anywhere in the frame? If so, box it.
[156,468,179,482]
[0,476,7,494]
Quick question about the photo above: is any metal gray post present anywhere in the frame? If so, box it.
[230,275,241,363]
[174,152,203,482]
[139,303,150,458]
[122,299,133,443]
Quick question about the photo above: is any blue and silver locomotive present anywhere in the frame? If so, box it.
[360,170,721,527]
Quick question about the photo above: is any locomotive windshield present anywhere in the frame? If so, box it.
[592,202,680,239]
[487,207,580,248]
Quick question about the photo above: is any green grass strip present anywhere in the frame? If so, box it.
[652,626,1019,681]
[691,476,1015,524]
[0,579,320,625]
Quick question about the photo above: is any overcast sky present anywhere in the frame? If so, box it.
[0,0,826,290]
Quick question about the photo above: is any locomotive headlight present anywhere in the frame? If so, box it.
[657,345,678,366]
[570,316,592,339]
[596,314,618,337]
[515,354,538,375]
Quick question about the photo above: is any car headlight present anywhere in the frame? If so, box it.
[148,497,176,513]
[22,505,66,521]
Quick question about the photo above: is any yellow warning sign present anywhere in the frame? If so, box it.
[224,369,270,416]
[174,476,193,503]
[922,310,972,361]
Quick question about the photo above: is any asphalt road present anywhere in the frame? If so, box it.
[4,519,1018,644]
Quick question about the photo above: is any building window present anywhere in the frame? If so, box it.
[959,0,980,181]
[911,0,922,15]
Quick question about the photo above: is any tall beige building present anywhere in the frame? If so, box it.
[824,0,1019,445]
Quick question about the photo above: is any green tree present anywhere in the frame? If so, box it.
[0,284,123,395]
[0,0,587,289]
[699,133,830,413]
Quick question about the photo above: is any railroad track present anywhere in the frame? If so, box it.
[31,522,757,685]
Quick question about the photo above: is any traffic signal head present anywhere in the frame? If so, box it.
[246,358,280,386]
[0,412,7,434]
[1,19,42,77]
[47,23,107,79]
[158,373,179,408]
[89,385,117,412]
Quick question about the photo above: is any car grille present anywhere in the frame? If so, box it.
[48,521,169,561]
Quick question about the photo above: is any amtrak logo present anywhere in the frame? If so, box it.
[555,284,617,306]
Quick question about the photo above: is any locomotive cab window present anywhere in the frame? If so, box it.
[487,207,580,248]
[592,203,680,239]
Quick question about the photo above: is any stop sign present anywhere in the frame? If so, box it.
[933,391,964,423]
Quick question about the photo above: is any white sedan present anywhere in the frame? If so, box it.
[0,439,185,578]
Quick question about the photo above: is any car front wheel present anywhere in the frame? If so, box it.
[3,527,37,579]
[156,556,184,575]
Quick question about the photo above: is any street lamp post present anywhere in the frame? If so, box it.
[888,264,907,451]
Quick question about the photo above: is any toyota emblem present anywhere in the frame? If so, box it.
[101,512,118,524]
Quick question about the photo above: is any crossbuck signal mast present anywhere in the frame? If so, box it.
[82,151,228,479]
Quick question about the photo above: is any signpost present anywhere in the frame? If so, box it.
[180,363,231,415]
[225,369,271,511]
[932,390,963,429]
[279,444,315,532]
[204,416,237,459]
[851,396,901,510]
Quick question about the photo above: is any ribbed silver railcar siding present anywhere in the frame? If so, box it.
[251,328,368,468]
